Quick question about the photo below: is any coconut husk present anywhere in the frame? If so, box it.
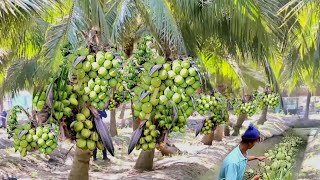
[36,112,49,124]
[156,142,181,156]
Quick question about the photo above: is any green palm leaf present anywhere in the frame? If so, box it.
[42,0,88,64]
[107,0,138,45]
[0,0,61,19]
[137,0,187,55]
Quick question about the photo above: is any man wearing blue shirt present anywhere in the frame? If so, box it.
[219,124,266,180]
[93,110,108,161]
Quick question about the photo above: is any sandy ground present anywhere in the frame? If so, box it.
[0,108,318,180]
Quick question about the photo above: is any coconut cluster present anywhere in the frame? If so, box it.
[257,136,302,179]
[32,92,47,111]
[12,123,58,157]
[135,120,159,151]
[258,92,280,109]
[6,106,20,138]
[107,91,130,110]
[195,93,229,124]
[52,83,79,120]
[70,107,104,151]
[132,57,201,131]
[72,48,123,110]
[199,117,215,135]
[234,101,256,117]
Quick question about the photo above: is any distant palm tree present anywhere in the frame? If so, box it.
[279,0,320,120]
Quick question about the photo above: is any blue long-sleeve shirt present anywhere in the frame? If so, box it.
[219,145,248,180]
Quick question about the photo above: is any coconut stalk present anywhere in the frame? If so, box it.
[110,110,118,137]
[68,147,91,180]
[257,106,268,125]
[157,142,181,156]
[232,113,247,136]
[156,131,181,156]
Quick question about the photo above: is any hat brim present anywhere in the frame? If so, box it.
[241,136,261,142]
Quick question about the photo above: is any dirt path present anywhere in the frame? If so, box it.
[0,111,303,180]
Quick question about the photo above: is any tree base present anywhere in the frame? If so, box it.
[232,130,240,136]
[110,110,118,137]
[68,147,91,180]
[224,123,230,136]
[201,132,214,145]
[157,142,181,156]
[134,149,155,171]
[213,125,224,141]
[257,106,268,125]
[232,114,247,136]
[119,104,126,128]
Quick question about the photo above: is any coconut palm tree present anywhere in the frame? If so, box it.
[279,0,320,120]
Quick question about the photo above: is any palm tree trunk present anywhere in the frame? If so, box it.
[110,110,118,137]
[201,132,215,145]
[232,113,247,136]
[213,125,224,141]
[119,104,126,128]
[257,106,268,125]
[224,121,231,136]
[304,91,311,120]
[134,149,155,171]
[68,147,91,180]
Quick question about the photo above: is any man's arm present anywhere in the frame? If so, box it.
[248,155,266,161]
[224,163,238,180]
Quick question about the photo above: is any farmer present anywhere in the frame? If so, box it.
[92,110,108,161]
[0,110,7,128]
[219,123,266,180]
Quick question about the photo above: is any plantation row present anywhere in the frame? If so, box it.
[6,37,280,169]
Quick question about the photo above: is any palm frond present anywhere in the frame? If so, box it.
[42,0,87,64]
[0,49,12,71]
[0,15,48,59]
[77,0,111,44]
[107,0,139,46]
[200,52,266,92]
[137,0,187,55]
[0,0,61,19]
[0,59,38,97]
[170,0,283,60]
